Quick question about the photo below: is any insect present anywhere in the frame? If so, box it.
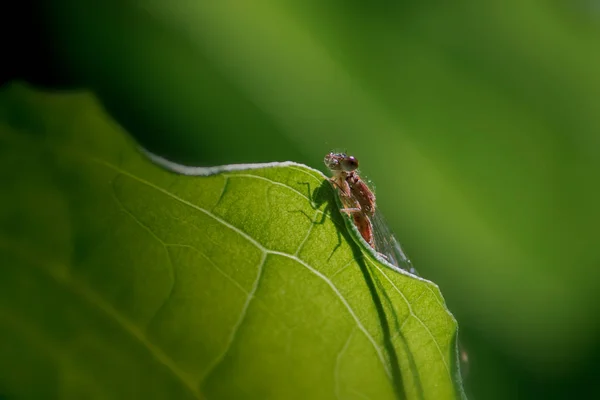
[324,152,416,274]
[325,152,471,374]
[324,153,376,246]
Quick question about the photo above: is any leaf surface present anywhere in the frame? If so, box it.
[0,84,464,399]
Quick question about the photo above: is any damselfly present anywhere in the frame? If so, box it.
[325,153,471,376]
[324,152,417,275]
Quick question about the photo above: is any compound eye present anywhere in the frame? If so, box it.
[324,153,340,170]
[341,156,359,172]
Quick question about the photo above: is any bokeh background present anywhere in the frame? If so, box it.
[4,1,600,399]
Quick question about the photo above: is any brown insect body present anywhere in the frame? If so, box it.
[352,212,375,248]
[344,170,376,247]
[324,151,420,277]
[324,152,377,248]
[346,172,376,217]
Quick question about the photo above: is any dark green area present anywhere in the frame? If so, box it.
[3,0,600,398]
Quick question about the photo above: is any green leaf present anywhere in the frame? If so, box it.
[0,83,465,400]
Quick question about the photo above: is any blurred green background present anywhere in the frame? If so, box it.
[4,0,600,398]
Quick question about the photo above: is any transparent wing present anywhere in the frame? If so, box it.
[372,210,418,275]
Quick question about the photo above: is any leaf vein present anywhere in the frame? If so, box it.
[294,209,319,256]
[334,328,356,400]
[370,261,451,378]
[199,252,268,386]
[225,173,328,220]
[0,238,203,399]
[110,177,177,331]
[270,250,391,378]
